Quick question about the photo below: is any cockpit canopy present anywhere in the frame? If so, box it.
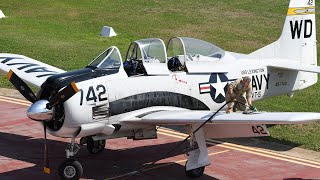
[125,38,167,63]
[167,37,225,61]
[88,46,122,70]
[124,38,169,76]
[166,37,225,71]
[86,37,227,77]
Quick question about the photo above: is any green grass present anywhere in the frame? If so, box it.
[1,0,320,151]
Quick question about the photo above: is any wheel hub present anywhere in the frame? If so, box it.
[64,165,76,178]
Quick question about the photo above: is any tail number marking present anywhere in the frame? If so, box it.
[290,19,312,39]
[80,84,108,106]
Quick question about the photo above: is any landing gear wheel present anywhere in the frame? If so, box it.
[58,159,83,180]
[87,138,106,154]
[185,161,205,178]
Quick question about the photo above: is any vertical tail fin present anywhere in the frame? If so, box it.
[250,0,317,89]
[279,0,316,64]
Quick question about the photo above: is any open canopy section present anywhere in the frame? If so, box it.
[167,37,225,59]
[166,37,226,71]
[124,38,169,76]
[88,46,122,70]
[126,38,167,63]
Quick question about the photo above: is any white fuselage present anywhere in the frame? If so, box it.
[49,56,307,138]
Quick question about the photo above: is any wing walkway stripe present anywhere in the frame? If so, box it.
[158,129,320,169]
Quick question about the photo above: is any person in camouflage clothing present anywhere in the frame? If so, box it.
[225,76,253,114]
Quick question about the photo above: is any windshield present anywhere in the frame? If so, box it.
[88,46,121,69]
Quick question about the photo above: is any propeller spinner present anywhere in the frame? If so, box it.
[27,82,79,121]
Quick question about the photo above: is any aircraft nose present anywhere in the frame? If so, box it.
[27,99,54,121]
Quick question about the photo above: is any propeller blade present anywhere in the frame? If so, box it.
[43,124,50,174]
[6,70,37,103]
[47,82,79,109]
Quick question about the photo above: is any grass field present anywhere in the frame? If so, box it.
[1,0,320,151]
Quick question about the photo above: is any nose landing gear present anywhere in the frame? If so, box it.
[58,138,83,180]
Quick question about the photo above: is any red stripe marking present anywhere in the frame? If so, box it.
[200,86,210,90]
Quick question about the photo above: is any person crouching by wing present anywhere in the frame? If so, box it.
[226,76,254,114]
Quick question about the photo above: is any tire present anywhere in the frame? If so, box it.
[58,159,83,180]
[185,161,205,178]
[87,138,106,154]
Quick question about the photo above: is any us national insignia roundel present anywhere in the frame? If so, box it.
[199,73,230,103]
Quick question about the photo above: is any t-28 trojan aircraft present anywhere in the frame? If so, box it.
[0,0,319,179]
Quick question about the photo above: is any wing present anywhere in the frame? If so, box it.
[121,110,320,125]
[121,110,320,139]
[0,53,65,87]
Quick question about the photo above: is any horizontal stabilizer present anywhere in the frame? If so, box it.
[264,58,320,73]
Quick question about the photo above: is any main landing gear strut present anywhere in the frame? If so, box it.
[84,136,106,154]
[184,123,210,178]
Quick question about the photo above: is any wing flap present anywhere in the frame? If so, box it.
[0,53,65,87]
[122,110,320,125]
